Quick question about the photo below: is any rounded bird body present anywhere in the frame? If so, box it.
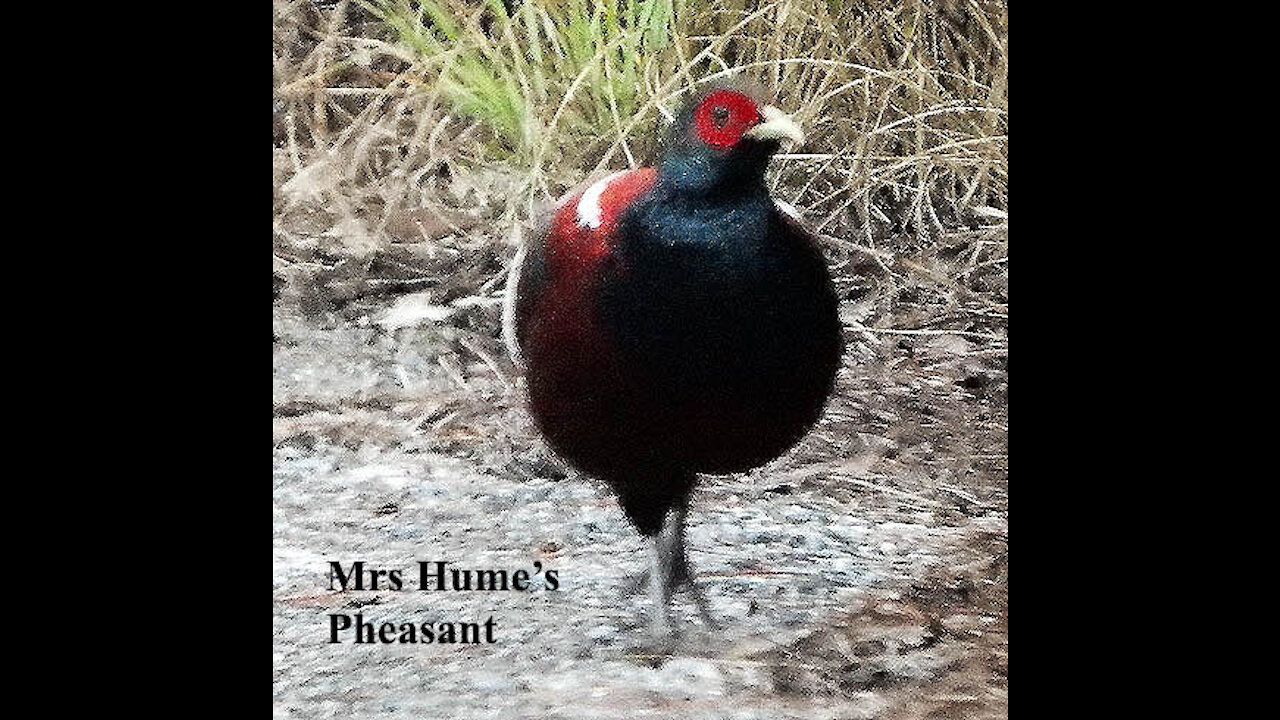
[505,86,842,633]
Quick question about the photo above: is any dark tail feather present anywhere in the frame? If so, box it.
[609,469,697,536]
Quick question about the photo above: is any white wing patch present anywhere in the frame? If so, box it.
[774,199,801,220]
[576,171,628,229]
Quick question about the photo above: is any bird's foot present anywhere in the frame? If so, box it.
[634,622,678,667]
[682,574,721,631]
[623,550,720,629]
[620,567,653,598]
[620,560,700,600]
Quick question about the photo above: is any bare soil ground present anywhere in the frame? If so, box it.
[272,158,1008,717]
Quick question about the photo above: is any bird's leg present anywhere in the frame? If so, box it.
[646,531,676,638]
[652,504,720,630]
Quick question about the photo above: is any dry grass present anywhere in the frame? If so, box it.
[273,0,1008,340]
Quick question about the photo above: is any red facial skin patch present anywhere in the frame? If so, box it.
[693,90,761,149]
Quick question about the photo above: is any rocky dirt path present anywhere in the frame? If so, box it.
[273,299,1007,719]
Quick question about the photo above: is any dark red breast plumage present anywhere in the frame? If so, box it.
[505,87,842,537]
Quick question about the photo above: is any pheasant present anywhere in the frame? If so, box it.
[503,86,842,635]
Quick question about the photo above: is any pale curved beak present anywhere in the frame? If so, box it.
[743,105,805,146]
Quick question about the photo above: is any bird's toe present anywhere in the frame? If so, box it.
[619,567,652,598]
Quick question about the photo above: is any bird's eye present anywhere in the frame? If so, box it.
[711,106,730,128]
